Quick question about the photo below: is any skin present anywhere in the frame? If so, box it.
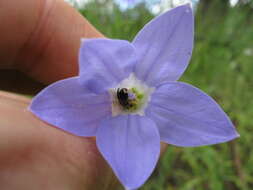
[0,0,167,189]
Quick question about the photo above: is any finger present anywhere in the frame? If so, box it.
[0,70,45,95]
[0,0,103,84]
[0,90,120,189]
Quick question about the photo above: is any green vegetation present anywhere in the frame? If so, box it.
[80,0,253,189]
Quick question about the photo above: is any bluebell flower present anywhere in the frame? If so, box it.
[30,4,239,190]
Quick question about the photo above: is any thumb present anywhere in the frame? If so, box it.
[0,91,120,190]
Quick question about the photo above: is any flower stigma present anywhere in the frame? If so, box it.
[110,73,155,116]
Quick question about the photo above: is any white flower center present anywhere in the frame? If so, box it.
[109,73,155,116]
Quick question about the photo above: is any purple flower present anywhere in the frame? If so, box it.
[30,4,239,190]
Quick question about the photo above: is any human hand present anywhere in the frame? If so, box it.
[0,0,166,189]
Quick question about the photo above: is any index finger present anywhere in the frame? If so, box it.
[0,0,103,84]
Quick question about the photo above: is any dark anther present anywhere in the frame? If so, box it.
[117,88,132,109]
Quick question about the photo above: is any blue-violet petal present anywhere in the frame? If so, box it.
[133,4,193,86]
[146,82,239,147]
[30,77,111,137]
[96,115,160,189]
[79,39,137,94]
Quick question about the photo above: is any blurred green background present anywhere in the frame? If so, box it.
[69,0,252,189]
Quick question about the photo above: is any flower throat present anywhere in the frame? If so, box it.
[117,88,144,111]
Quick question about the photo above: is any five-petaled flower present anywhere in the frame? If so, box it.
[30,4,239,190]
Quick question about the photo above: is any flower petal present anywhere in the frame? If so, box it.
[96,115,160,189]
[30,77,111,136]
[79,39,137,93]
[146,82,239,147]
[133,4,193,86]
